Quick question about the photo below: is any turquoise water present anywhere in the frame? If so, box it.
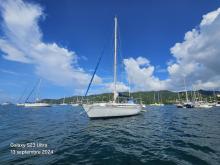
[0,105,220,164]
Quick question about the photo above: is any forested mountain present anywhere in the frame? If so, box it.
[42,90,220,104]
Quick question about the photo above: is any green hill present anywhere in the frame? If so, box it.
[42,90,220,105]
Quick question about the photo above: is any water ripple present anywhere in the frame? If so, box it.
[0,105,220,164]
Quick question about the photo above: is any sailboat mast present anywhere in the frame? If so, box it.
[63,96,65,104]
[184,77,189,102]
[177,92,180,101]
[36,79,42,102]
[154,92,156,103]
[157,92,160,103]
[113,16,118,103]
[128,78,131,97]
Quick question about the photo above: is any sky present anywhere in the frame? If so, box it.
[0,0,220,103]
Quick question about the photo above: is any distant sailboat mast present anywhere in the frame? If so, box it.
[113,16,118,103]
[36,79,42,102]
[153,92,156,103]
[192,85,196,102]
[63,96,65,104]
[157,92,160,104]
[128,78,131,98]
[23,79,51,107]
[178,92,180,102]
[213,88,216,102]
[25,78,41,103]
[184,78,189,102]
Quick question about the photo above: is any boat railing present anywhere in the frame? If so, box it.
[81,96,143,105]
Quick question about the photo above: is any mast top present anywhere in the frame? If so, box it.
[113,16,118,103]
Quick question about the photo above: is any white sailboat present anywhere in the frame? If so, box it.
[150,91,164,106]
[24,102,50,107]
[175,92,184,108]
[16,86,28,107]
[71,103,79,107]
[193,90,213,109]
[71,96,79,107]
[60,96,68,106]
[24,79,50,107]
[213,90,220,107]
[194,100,213,109]
[195,103,213,108]
[82,17,141,118]
[182,78,194,108]
[16,103,25,106]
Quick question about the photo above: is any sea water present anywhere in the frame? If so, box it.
[0,105,220,164]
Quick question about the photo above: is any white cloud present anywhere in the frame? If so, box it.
[0,39,31,63]
[167,7,220,90]
[200,8,220,26]
[0,0,100,89]
[123,8,220,92]
[136,56,150,66]
[1,0,220,94]
[105,82,129,93]
[123,57,167,91]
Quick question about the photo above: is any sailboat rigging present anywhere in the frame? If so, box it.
[82,17,141,118]
[23,79,50,107]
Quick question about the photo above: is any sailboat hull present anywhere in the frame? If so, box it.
[24,103,51,107]
[195,104,213,108]
[149,103,164,106]
[16,103,25,106]
[82,103,141,118]
[71,104,79,107]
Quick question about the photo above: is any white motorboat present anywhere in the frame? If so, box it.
[82,17,141,118]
